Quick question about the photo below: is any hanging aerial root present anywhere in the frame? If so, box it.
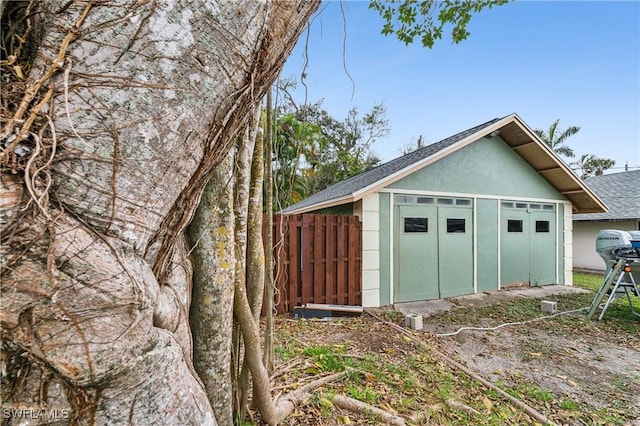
[0,0,89,267]
[1,1,93,148]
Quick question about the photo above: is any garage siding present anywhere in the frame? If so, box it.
[477,198,499,292]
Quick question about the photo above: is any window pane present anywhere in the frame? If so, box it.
[543,204,555,211]
[447,218,465,233]
[438,198,453,205]
[508,219,523,232]
[417,196,434,204]
[404,217,428,233]
[536,220,550,232]
[516,203,528,209]
[395,195,415,204]
[529,203,541,210]
[502,202,514,208]
[456,198,471,206]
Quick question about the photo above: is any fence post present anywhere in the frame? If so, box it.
[348,216,361,306]
[301,215,314,305]
[325,215,337,305]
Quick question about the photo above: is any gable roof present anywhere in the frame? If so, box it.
[284,113,607,215]
[573,170,640,221]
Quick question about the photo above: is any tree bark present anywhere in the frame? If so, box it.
[246,106,265,322]
[263,89,275,373]
[1,0,320,424]
[187,150,236,426]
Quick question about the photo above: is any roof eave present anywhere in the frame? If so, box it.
[501,114,608,214]
[282,194,356,215]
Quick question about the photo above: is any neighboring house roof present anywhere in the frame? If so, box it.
[284,113,607,215]
[573,170,640,221]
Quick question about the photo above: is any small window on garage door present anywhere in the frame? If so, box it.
[535,220,550,233]
[447,218,466,233]
[404,217,428,233]
[508,219,523,232]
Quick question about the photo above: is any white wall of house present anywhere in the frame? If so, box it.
[574,220,639,271]
[358,194,381,307]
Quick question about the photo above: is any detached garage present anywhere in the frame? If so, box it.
[284,114,607,307]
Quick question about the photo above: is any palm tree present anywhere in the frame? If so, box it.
[572,153,596,179]
[571,153,615,179]
[590,158,616,176]
[534,119,580,158]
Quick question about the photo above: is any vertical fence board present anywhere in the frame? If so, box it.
[301,215,315,305]
[356,218,363,305]
[347,216,360,305]
[313,215,325,304]
[325,216,337,304]
[336,216,347,305]
[288,215,300,311]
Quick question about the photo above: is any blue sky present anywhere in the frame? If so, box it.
[280,0,640,174]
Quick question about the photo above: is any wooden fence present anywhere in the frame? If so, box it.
[263,214,362,314]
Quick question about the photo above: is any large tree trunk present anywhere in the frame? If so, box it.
[0,1,319,424]
[187,149,236,426]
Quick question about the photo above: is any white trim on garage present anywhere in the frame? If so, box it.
[563,202,573,286]
[473,197,478,294]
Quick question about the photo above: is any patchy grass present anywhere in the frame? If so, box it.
[269,273,639,425]
[573,271,605,291]
[271,316,638,424]
[274,318,542,425]
[574,271,640,331]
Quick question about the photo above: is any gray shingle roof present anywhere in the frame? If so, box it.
[283,116,503,213]
[573,170,640,221]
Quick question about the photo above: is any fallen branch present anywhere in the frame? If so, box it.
[446,398,481,416]
[269,359,304,381]
[325,394,406,426]
[274,371,346,417]
[271,365,337,392]
[364,309,559,426]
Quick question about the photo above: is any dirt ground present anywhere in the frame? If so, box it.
[422,314,640,422]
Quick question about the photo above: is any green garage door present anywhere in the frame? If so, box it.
[500,202,556,287]
[438,203,473,298]
[395,196,473,302]
[529,207,556,285]
[395,202,439,302]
